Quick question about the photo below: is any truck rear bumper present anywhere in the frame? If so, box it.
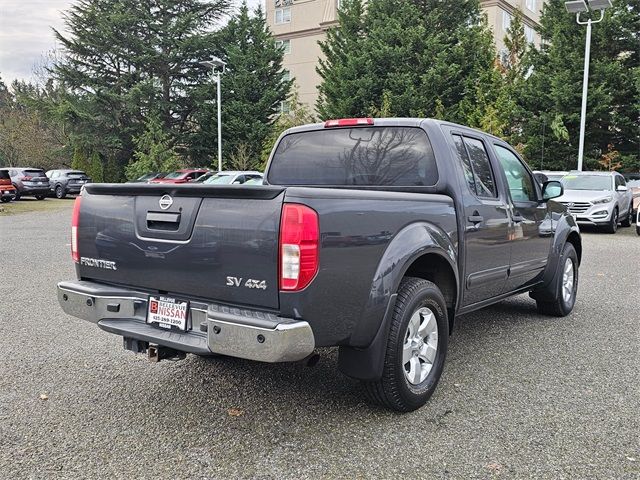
[57,280,315,362]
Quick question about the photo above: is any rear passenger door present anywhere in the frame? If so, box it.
[450,133,512,306]
[492,143,551,290]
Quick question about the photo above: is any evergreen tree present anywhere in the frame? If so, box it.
[521,0,639,171]
[52,0,231,173]
[317,0,496,122]
[260,88,314,165]
[467,8,529,143]
[193,2,291,168]
[125,114,184,180]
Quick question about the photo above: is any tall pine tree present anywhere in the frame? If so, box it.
[521,0,640,171]
[192,2,291,168]
[52,0,231,172]
[317,0,496,122]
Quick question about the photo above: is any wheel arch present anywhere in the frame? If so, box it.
[338,221,459,381]
[565,230,582,265]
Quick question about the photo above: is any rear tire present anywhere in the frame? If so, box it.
[621,205,632,227]
[55,185,66,199]
[362,277,448,412]
[603,208,618,234]
[0,197,9,203]
[536,243,578,317]
[13,186,20,201]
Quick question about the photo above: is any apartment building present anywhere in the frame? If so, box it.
[266,0,545,113]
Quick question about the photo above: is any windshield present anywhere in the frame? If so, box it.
[24,169,46,178]
[268,126,438,186]
[562,175,612,191]
[0,170,9,180]
[68,171,87,177]
[163,171,186,179]
[204,174,234,184]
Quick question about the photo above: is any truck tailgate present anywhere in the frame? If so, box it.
[77,184,285,310]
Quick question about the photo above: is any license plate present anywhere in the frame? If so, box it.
[37,182,44,185]
[146,296,189,331]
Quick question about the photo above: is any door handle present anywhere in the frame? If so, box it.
[512,213,525,223]
[468,214,484,224]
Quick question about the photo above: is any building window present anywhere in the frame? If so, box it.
[275,39,291,54]
[524,25,535,44]
[499,48,510,67]
[502,10,512,32]
[275,7,291,24]
[279,101,291,114]
[526,0,536,12]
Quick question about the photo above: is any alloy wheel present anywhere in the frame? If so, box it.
[403,307,438,385]
[561,257,575,304]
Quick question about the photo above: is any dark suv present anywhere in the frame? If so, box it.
[46,169,92,199]
[4,168,50,200]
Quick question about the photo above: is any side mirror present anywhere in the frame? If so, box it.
[617,185,628,192]
[542,180,563,201]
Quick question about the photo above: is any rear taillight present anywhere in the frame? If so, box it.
[279,204,319,291]
[324,118,374,128]
[21,176,32,181]
[71,196,82,262]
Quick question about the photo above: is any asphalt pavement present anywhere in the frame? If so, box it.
[0,202,638,479]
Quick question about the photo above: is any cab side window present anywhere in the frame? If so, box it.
[615,175,625,188]
[494,145,537,202]
[451,134,497,198]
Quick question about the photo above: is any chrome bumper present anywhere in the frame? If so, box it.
[57,280,315,362]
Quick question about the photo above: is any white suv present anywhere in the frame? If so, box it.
[557,171,634,234]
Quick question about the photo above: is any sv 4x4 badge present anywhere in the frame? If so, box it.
[226,277,267,290]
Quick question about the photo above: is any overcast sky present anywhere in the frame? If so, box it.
[0,0,262,85]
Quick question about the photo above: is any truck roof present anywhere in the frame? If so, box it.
[284,117,505,142]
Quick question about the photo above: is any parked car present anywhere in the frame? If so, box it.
[626,179,640,215]
[149,169,209,184]
[556,171,634,233]
[127,172,167,183]
[244,177,264,185]
[534,170,569,184]
[3,167,50,200]
[46,169,92,199]
[202,171,263,185]
[0,169,16,202]
[193,171,215,183]
[637,208,640,236]
[57,117,581,412]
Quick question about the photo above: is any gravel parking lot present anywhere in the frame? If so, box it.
[1,203,638,479]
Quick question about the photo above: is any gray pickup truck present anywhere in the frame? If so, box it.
[57,118,581,411]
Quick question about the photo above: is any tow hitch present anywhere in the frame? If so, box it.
[123,337,186,363]
[148,344,187,363]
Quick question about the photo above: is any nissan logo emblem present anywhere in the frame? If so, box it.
[159,194,173,210]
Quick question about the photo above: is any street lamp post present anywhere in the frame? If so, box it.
[199,57,227,173]
[564,0,612,171]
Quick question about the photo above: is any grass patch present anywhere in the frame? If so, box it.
[0,197,75,216]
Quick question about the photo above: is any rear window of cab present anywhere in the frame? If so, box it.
[268,126,438,187]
